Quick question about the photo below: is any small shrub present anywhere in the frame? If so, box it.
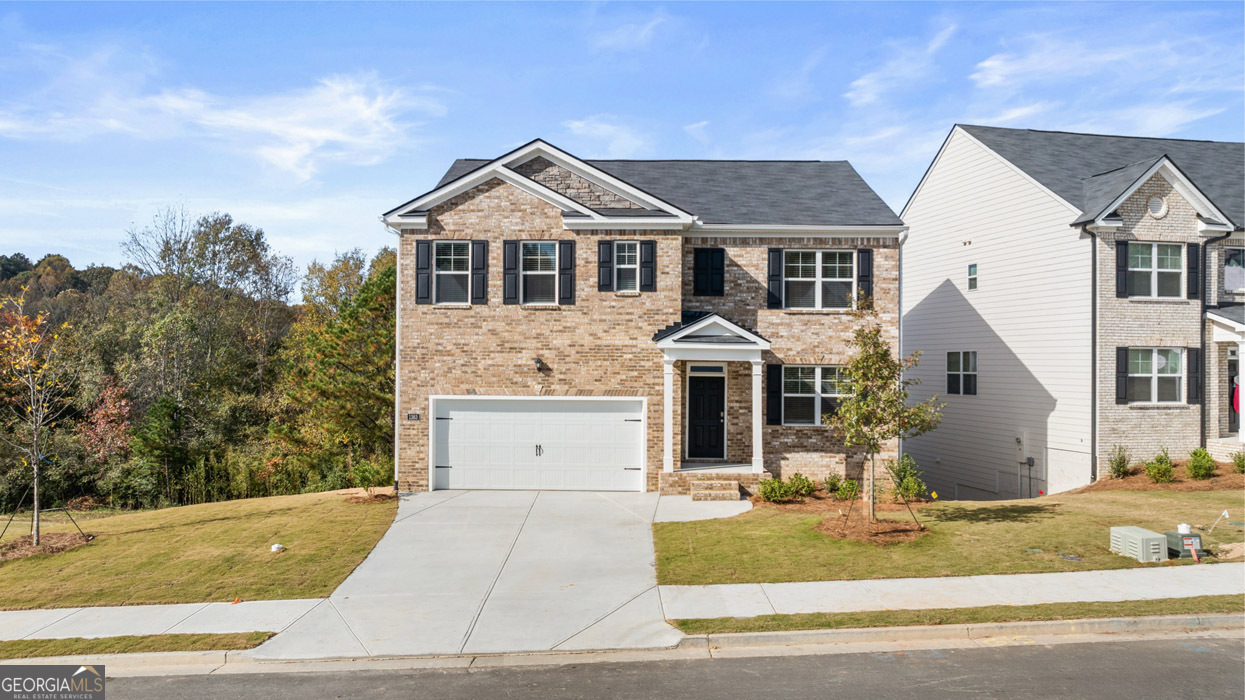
[788,473,816,498]
[824,473,842,496]
[758,477,798,503]
[1233,451,1245,474]
[1107,445,1132,480]
[887,454,928,501]
[1145,448,1175,484]
[1186,448,1216,480]
[837,478,860,502]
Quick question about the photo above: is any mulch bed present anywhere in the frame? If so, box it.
[1070,463,1245,493]
[750,490,932,544]
[0,532,94,562]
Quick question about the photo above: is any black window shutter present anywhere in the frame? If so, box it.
[1115,347,1129,404]
[1187,347,1202,404]
[597,240,614,292]
[692,248,709,296]
[857,248,874,309]
[1186,243,1200,300]
[639,240,657,292]
[470,240,488,305]
[709,248,724,296]
[1115,241,1129,298]
[415,240,432,305]
[766,364,783,425]
[502,241,519,305]
[767,248,783,308]
[558,240,575,305]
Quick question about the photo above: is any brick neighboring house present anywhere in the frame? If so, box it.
[902,125,1245,499]
[383,139,906,496]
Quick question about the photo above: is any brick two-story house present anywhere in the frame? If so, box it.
[902,125,1244,499]
[383,140,906,497]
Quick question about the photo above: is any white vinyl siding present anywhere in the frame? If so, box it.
[901,128,1093,498]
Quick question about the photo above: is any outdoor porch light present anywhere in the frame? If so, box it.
[534,357,546,371]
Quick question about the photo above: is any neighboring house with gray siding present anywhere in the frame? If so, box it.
[383,139,905,497]
[902,125,1244,499]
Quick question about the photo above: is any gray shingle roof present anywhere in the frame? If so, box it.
[651,311,767,343]
[960,125,1245,228]
[436,158,902,227]
[1072,157,1164,225]
[1208,305,1245,326]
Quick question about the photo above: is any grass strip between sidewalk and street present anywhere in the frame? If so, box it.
[672,594,1245,635]
[0,632,272,661]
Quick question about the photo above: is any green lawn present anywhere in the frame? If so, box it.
[0,632,272,661]
[654,489,1245,585]
[0,491,397,610]
[673,594,1245,635]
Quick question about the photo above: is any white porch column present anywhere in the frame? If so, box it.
[663,358,676,471]
[1238,341,1244,443]
[751,359,764,473]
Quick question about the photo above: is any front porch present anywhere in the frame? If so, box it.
[1207,307,1245,461]
[653,313,772,495]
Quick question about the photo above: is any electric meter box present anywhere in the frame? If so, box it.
[1164,531,1208,559]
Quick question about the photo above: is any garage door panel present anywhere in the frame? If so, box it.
[433,399,644,492]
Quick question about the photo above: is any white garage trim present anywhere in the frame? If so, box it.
[427,395,649,492]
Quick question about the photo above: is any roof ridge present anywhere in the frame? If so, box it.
[959,123,1243,146]
[1086,155,1165,179]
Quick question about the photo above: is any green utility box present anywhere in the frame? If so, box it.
[1164,531,1208,559]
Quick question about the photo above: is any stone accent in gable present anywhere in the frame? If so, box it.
[512,156,644,210]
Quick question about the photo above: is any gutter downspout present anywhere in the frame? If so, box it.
[1202,228,1234,449]
[382,218,403,492]
[1082,225,1098,482]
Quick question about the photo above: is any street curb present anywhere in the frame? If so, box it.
[700,612,1245,648]
[3,613,1240,677]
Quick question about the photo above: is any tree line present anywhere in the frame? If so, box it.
[0,207,396,513]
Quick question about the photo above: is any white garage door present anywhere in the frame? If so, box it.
[432,398,645,491]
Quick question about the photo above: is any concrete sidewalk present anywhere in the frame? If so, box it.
[658,562,1245,619]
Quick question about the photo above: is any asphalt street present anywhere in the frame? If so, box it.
[111,636,1244,699]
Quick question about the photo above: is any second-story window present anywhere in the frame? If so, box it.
[784,250,854,309]
[434,241,470,304]
[1225,248,1245,292]
[968,264,978,290]
[947,351,978,396]
[1127,242,1182,298]
[615,241,638,291]
[521,241,557,305]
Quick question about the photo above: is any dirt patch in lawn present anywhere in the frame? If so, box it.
[1071,464,1245,493]
[812,508,928,545]
[0,532,94,562]
[343,488,398,504]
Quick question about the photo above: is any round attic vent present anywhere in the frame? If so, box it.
[1147,195,1168,219]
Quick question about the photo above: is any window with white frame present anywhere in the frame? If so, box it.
[434,241,470,304]
[784,251,853,309]
[1127,242,1182,298]
[1225,248,1245,292]
[968,263,978,290]
[521,241,557,304]
[783,365,850,425]
[1127,348,1183,403]
[946,351,977,396]
[615,241,638,292]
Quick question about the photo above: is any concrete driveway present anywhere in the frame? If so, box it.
[249,490,748,659]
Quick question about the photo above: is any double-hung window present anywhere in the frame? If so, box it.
[946,351,977,396]
[521,241,557,304]
[1127,242,1182,298]
[434,241,470,304]
[1225,248,1245,292]
[967,264,978,290]
[1127,348,1183,403]
[784,251,854,309]
[783,365,851,425]
[615,241,638,292]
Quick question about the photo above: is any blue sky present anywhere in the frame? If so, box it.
[2,1,1242,285]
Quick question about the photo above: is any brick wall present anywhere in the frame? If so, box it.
[1095,174,1203,465]
[397,178,680,491]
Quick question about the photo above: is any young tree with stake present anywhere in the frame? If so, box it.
[0,288,75,545]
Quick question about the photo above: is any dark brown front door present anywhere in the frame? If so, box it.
[688,376,725,458]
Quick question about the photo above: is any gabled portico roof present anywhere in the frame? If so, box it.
[653,311,769,353]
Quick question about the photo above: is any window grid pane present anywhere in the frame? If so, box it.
[821,252,853,280]
[785,251,816,279]
[521,242,557,272]
[434,242,470,272]
[1156,244,1181,271]
[784,366,815,395]
[820,366,849,396]
[616,241,638,266]
[1128,243,1152,270]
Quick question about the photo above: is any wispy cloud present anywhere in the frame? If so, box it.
[562,116,652,157]
[683,120,711,143]
[844,22,956,107]
[591,9,671,52]
[770,47,829,101]
[0,42,445,181]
